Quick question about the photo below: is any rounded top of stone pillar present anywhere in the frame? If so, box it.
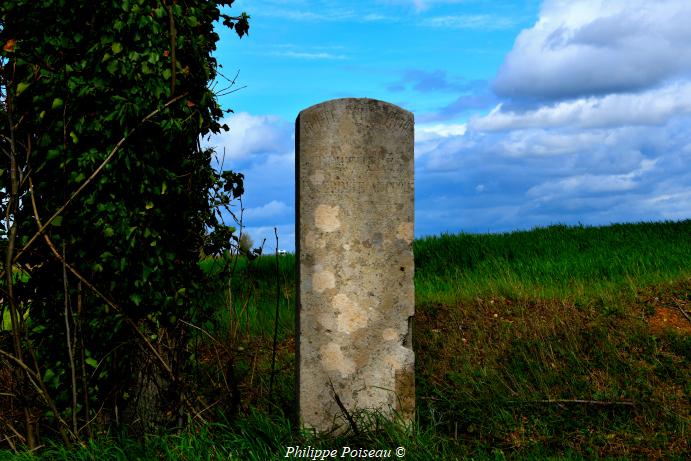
[298,97,413,119]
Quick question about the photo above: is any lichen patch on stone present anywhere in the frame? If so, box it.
[382,328,398,341]
[309,170,325,185]
[312,269,336,293]
[320,342,355,377]
[333,293,368,333]
[304,230,326,250]
[384,353,403,371]
[315,204,341,232]
[396,222,414,243]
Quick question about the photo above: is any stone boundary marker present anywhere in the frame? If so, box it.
[296,98,415,432]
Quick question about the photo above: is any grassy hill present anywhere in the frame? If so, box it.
[3,220,689,460]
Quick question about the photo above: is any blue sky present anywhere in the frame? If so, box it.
[203,0,691,253]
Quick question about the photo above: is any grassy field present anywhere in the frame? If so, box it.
[2,220,689,460]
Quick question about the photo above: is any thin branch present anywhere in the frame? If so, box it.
[178,319,223,346]
[328,377,360,436]
[215,85,247,97]
[61,242,78,435]
[161,0,177,95]
[268,227,280,411]
[674,300,691,323]
[520,399,636,407]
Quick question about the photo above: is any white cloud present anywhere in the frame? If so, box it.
[205,112,293,163]
[642,191,691,220]
[526,162,655,201]
[472,81,691,131]
[271,50,348,60]
[416,123,467,140]
[423,14,516,30]
[493,0,691,100]
[244,200,292,220]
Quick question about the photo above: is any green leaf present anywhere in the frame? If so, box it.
[85,357,98,368]
[46,149,61,161]
[69,131,78,144]
[51,98,64,109]
[43,368,56,385]
[51,216,63,227]
[107,60,118,75]
[143,265,154,281]
[16,82,30,95]
[130,293,142,306]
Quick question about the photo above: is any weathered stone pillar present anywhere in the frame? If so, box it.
[296,98,415,432]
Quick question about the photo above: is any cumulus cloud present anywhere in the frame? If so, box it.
[492,0,691,101]
[416,123,467,140]
[244,200,292,220]
[471,81,691,131]
[205,112,293,162]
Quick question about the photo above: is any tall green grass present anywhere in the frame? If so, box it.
[414,220,691,306]
[199,252,296,339]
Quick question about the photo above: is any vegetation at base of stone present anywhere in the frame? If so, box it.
[2,215,690,459]
[0,0,249,449]
[1,411,635,461]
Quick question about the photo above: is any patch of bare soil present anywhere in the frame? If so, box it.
[639,278,691,335]
[648,306,691,335]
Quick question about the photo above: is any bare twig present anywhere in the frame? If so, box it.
[522,399,635,407]
[674,300,691,323]
[161,0,177,96]
[0,415,24,452]
[61,242,78,435]
[268,227,281,411]
[328,378,360,436]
